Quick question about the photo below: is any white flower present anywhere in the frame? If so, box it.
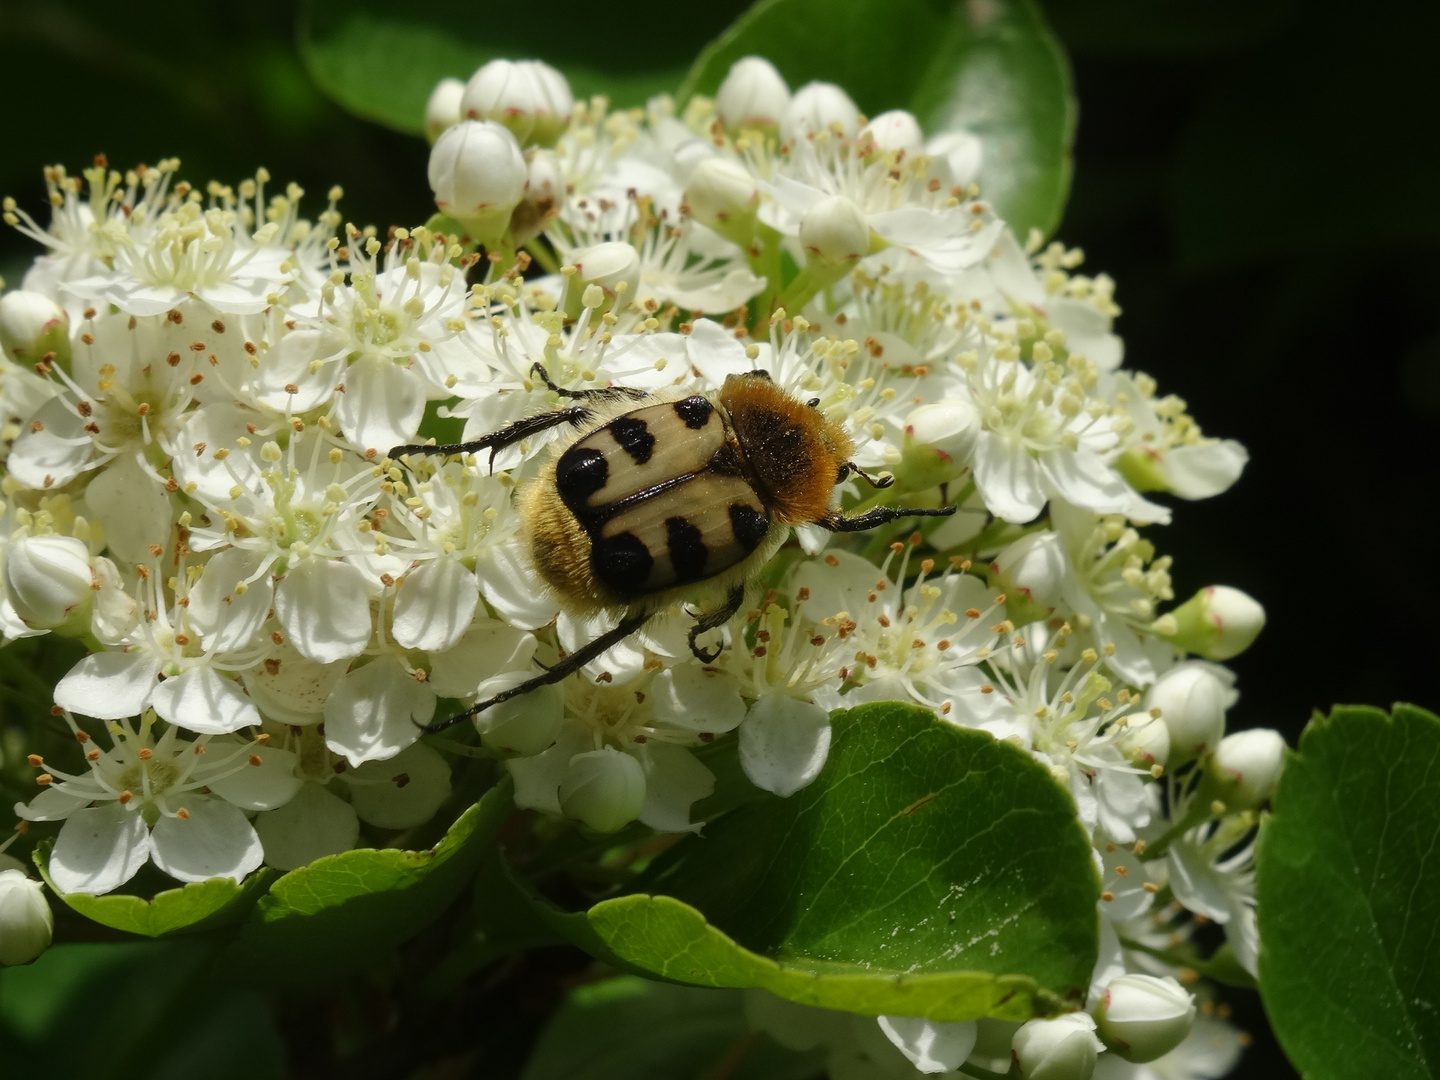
[16,712,287,893]
[2,532,93,630]
[781,82,862,142]
[1012,1013,1103,1080]
[424,77,466,143]
[1093,974,1196,1064]
[1142,663,1235,765]
[715,56,790,132]
[428,120,528,241]
[1092,1016,1244,1080]
[1164,814,1258,976]
[1158,586,1265,662]
[461,59,573,147]
[1109,372,1247,501]
[0,290,69,369]
[1209,728,1285,809]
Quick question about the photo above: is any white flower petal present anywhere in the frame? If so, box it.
[241,642,347,726]
[17,784,95,822]
[323,657,436,766]
[187,548,274,652]
[54,651,161,720]
[203,742,304,811]
[333,355,427,454]
[508,727,588,817]
[972,431,1045,523]
[428,620,537,698]
[685,318,754,386]
[391,558,480,652]
[150,798,263,884]
[1038,446,1131,516]
[81,454,172,567]
[274,558,373,664]
[346,741,452,829]
[150,667,261,735]
[739,695,832,797]
[254,782,360,871]
[5,396,93,489]
[477,541,562,628]
[648,665,746,734]
[49,804,151,895]
[1164,440,1248,500]
[637,743,715,833]
[876,1016,978,1074]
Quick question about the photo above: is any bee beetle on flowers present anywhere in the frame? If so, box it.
[391,366,954,732]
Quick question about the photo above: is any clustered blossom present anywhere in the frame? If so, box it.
[0,53,1278,1076]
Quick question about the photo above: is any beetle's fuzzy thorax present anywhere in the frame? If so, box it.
[718,373,853,526]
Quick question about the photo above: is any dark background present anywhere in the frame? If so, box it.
[3,0,1436,1076]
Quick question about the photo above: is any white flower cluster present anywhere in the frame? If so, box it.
[0,56,1278,1068]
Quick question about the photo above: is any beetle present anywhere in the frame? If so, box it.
[392,364,954,732]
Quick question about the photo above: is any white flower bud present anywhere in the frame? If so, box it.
[781,82,861,142]
[1116,713,1170,769]
[1143,663,1230,764]
[428,120,528,244]
[558,747,646,833]
[565,241,641,319]
[926,130,984,189]
[895,399,979,488]
[3,533,93,629]
[424,77,466,144]
[0,290,70,371]
[461,59,573,147]
[716,56,790,132]
[861,109,924,155]
[671,138,718,186]
[1093,974,1196,1063]
[684,157,759,246]
[800,195,869,273]
[476,673,564,757]
[1162,585,1265,661]
[0,869,53,966]
[509,148,566,245]
[1012,1013,1102,1080]
[1210,728,1286,809]
[992,531,1069,614]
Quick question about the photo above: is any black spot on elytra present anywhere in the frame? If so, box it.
[729,503,770,552]
[592,532,654,595]
[673,395,713,429]
[556,447,607,506]
[609,417,655,463]
[666,516,708,582]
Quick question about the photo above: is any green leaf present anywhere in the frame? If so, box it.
[513,701,1099,1021]
[223,776,513,981]
[297,0,726,135]
[32,841,276,937]
[681,0,1075,238]
[520,975,823,1080]
[1256,704,1440,1080]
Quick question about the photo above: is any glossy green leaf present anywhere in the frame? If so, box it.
[681,0,1074,238]
[223,777,512,981]
[32,841,276,937]
[514,701,1099,1021]
[520,975,823,1080]
[296,0,748,135]
[1257,704,1440,1080]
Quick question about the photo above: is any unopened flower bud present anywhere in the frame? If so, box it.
[1210,728,1286,809]
[861,109,924,155]
[424,77,465,144]
[781,82,861,142]
[800,195,869,275]
[461,59,573,147]
[684,157,759,246]
[1116,713,1170,769]
[1143,662,1231,765]
[671,139,718,186]
[1162,585,1265,661]
[0,869,53,966]
[564,241,641,320]
[1093,974,1196,1063]
[715,56,790,133]
[558,747,646,832]
[991,531,1068,615]
[0,290,70,372]
[896,399,979,488]
[1012,1013,1102,1080]
[509,148,566,245]
[3,533,93,630]
[926,130,984,189]
[475,673,564,756]
[428,120,528,245]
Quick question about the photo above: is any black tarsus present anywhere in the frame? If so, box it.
[837,460,896,490]
[686,583,747,663]
[417,610,654,734]
[805,397,821,409]
[527,362,649,403]
[389,405,592,473]
[820,505,957,533]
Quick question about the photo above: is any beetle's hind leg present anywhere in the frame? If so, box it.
[417,610,653,734]
[837,461,895,490]
[390,405,593,473]
[687,583,746,663]
[528,362,649,403]
[820,504,956,533]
